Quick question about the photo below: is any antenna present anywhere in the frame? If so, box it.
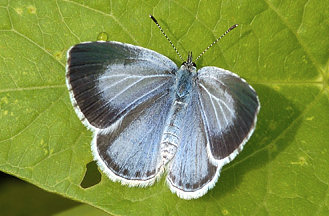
[149,15,184,62]
[195,24,238,62]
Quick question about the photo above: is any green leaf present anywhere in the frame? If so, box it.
[54,204,108,216]
[0,0,328,215]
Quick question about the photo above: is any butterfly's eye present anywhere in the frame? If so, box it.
[181,61,186,65]
[192,62,196,67]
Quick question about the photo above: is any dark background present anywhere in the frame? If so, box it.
[0,171,79,215]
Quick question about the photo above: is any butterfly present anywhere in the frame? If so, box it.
[66,15,260,199]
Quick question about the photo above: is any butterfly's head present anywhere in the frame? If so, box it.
[181,52,196,72]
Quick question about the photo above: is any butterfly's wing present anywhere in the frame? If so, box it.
[66,41,176,131]
[197,66,260,166]
[66,41,177,185]
[94,91,173,185]
[167,67,259,199]
[167,89,219,199]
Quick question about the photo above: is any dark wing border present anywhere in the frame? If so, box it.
[66,41,176,132]
[196,66,260,168]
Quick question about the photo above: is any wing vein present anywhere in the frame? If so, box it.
[198,83,230,158]
[73,76,138,103]
[198,83,223,132]
[199,75,228,89]
[78,76,144,115]
[109,81,170,120]
[109,77,145,102]
[99,74,172,80]
[102,76,135,92]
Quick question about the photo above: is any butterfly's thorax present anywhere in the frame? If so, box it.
[175,66,194,100]
[159,64,196,166]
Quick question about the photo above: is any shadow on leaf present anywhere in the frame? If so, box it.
[208,84,302,200]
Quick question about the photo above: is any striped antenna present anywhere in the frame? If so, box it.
[195,24,238,62]
[150,15,184,62]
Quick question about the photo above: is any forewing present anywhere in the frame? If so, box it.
[167,90,219,199]
[93,90,173,185]
[197,66,260,164]
[66,41,176,130]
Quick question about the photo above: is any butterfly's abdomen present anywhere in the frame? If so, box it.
[159,67,193,166]
[160,101,186,165]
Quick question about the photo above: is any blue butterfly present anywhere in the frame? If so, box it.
[66,15,260,199]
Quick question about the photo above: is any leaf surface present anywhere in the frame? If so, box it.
[0,0,328,215]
